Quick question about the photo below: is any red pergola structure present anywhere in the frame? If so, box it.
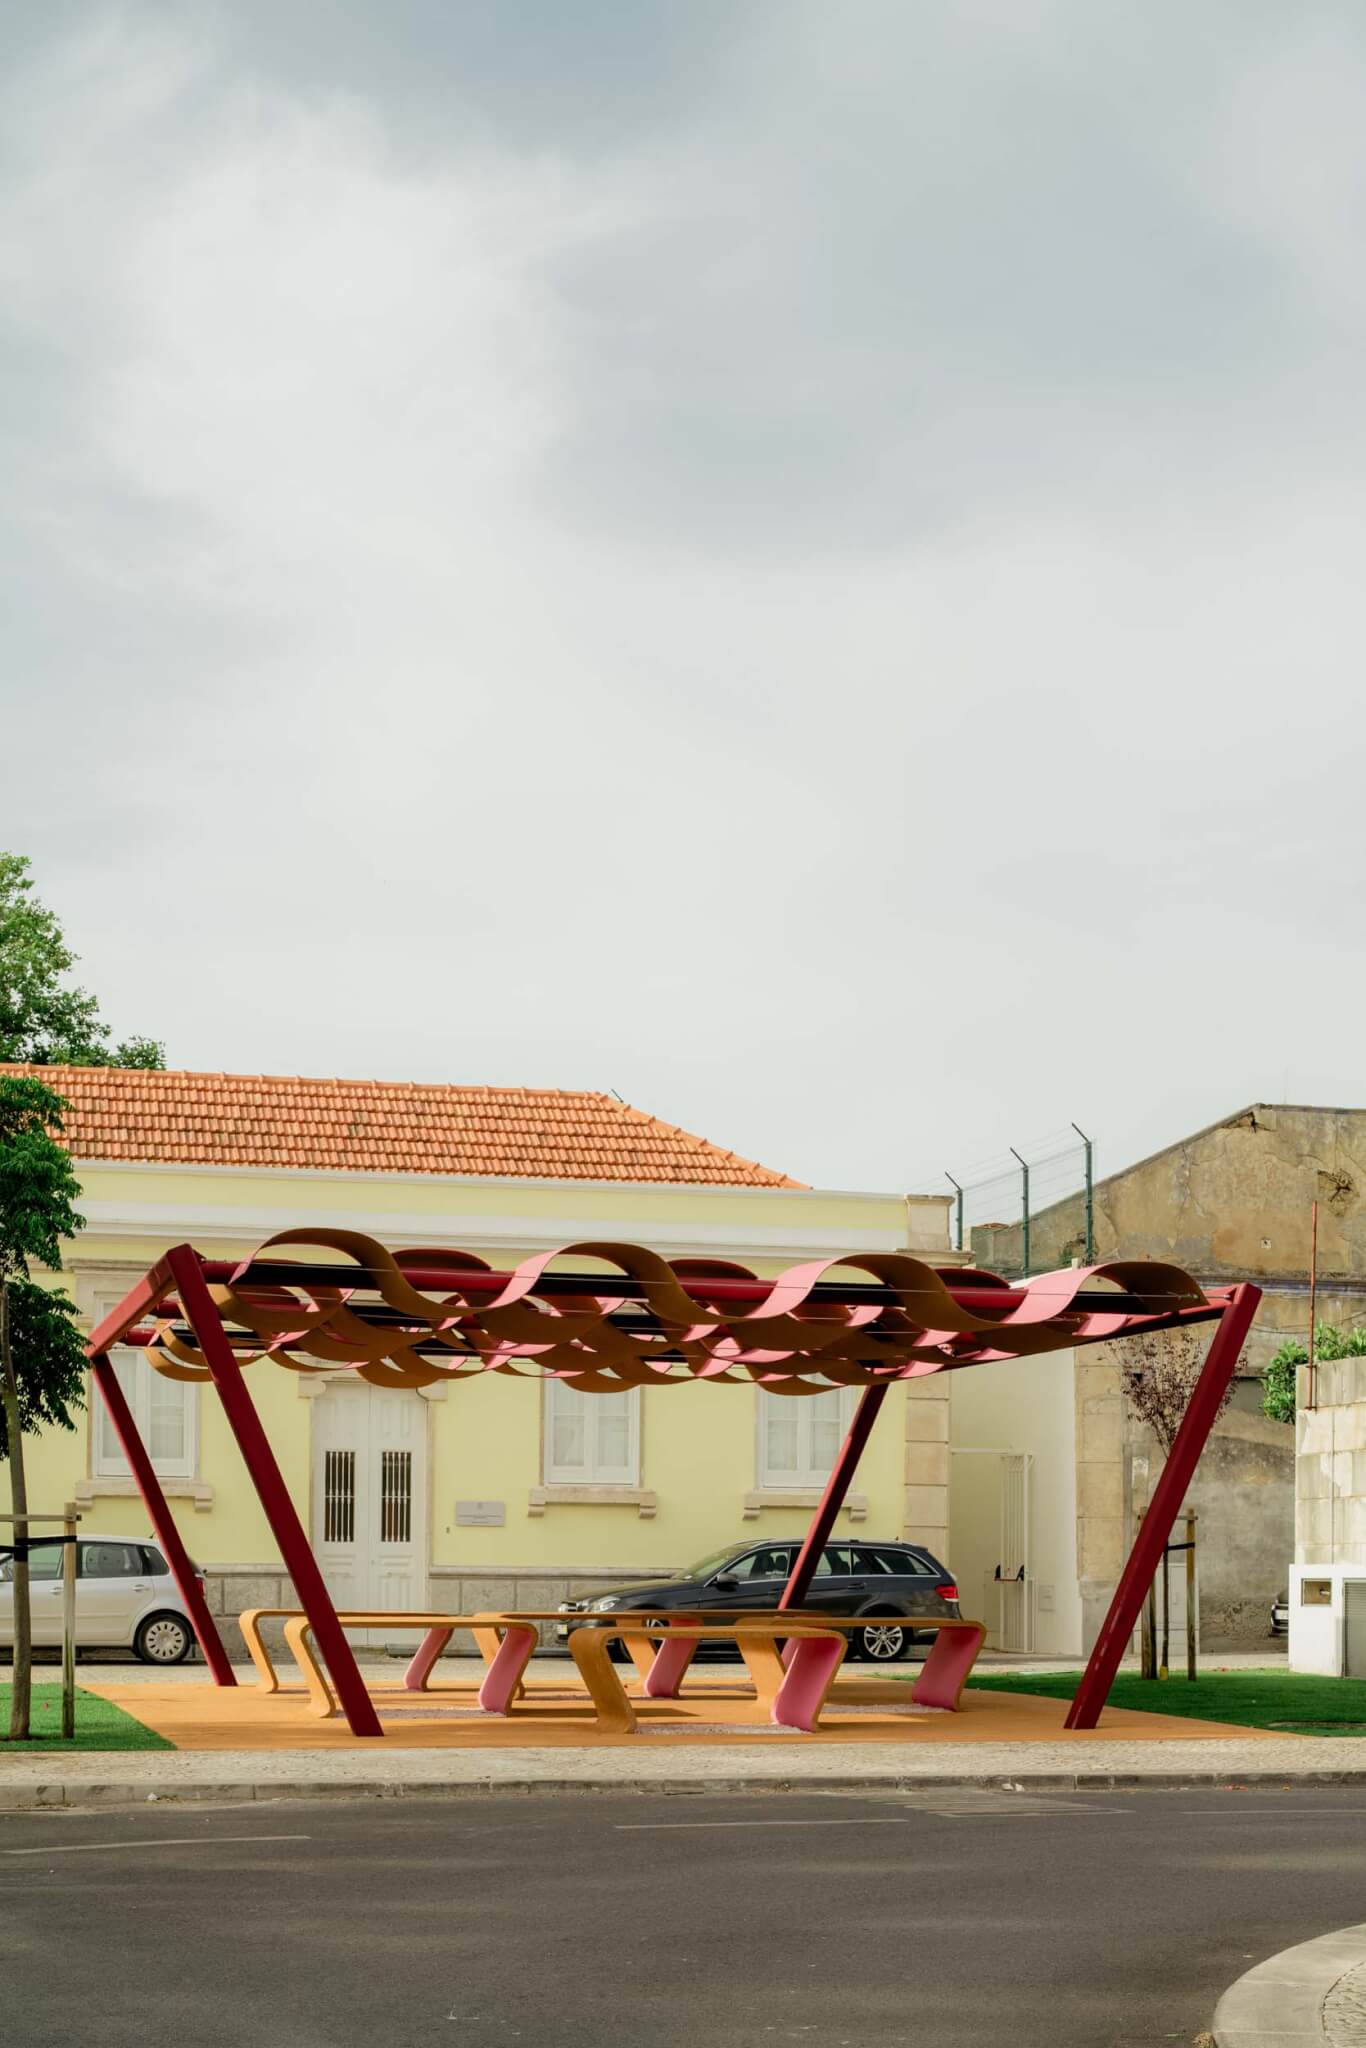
[85,1230,1261,1740]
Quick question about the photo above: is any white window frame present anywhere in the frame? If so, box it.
[543,1377,641,1486]
[93,1344,199,1481]
[757,1385,857,1491]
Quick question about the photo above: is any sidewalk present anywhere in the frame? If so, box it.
[0,1650,1358,1810]
[3,1728,1365,1808]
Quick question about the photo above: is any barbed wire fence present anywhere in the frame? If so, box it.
[913,1124,1095,1278]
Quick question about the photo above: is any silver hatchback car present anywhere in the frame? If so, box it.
[0,1532,200,1664]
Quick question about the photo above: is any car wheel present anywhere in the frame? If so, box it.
[857,1619,913,1664]
[134,1613,194,1665]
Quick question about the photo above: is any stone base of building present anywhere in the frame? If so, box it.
[202,1563,675,1655]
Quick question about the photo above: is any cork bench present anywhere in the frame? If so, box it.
[239,1606,986,1734]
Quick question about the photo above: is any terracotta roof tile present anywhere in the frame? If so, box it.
[0,1065,802,1187]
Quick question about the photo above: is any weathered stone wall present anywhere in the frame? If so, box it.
[972,1105,1356,1649]
[1296,1356,1366,1567]
[1076,1350,1293,1649]
[975,1103,1366,1371]
[1155,1408,1293,1644]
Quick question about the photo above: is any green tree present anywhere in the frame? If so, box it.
[0,1075,87,1740]
[0,853,165,1068]
[1263,1323,1366,1423]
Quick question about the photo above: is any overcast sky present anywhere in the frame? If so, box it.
[4,2,1364,1201]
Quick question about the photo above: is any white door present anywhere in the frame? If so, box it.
[311,1380,429,1643]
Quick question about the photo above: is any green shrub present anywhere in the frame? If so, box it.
[1261,1323,1366,1423]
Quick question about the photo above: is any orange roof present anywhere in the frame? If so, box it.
[0,1064,801,1187]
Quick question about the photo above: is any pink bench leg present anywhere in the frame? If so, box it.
[477,1624,539,1714]
[771,1635,845,1732]
[404,1626,455,1692]
[642,1634,700,1699]
[911,1623,986,1711]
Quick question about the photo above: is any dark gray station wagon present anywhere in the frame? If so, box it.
[557,1538,961,1663]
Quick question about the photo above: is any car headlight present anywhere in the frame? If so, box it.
[591,1596,621,1612]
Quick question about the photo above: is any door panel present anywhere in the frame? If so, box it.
[715,1545,796,1613]
[311,1381,429,1641]
[29,1540,70,1646]
[802,1543,860,1616]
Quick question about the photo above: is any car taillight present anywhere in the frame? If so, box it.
[940,1583,958,1601]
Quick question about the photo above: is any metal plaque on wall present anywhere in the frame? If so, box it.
[455,1500,506,1527]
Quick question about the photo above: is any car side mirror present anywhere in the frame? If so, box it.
[711,1573,740,1591]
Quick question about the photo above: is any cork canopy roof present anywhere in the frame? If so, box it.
[1,1065,801,1187]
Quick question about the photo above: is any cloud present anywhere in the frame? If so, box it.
[2,3,1365,1196]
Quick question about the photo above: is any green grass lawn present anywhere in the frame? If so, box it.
[960,1666,1366,1734]
[0,1684,172,1752]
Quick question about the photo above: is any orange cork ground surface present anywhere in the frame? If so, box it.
[85,1676,1271,1752]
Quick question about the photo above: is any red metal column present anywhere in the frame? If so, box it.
[164,1245,383,1738]
[1065,1282,1262,1729]
[89,1351,236,1686]
[779,1383,890,1610]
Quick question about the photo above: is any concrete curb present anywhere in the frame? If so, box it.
[1215,1923,1366,2046]
[6,1765,1366,1812]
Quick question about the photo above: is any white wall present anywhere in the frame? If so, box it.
[1289,1563,1351,1676]
[948,1349,1083,1656]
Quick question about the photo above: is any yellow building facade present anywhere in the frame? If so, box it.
[13,1070,961,1624]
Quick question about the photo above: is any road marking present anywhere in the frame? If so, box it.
[615,1818,913,1831]
[1,1834,310,1858]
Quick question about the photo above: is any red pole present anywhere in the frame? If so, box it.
[89,1351,235,1686]
[779,1383,890,1610]
[164,1246,382,1738]
[1065,1281,1261,1728]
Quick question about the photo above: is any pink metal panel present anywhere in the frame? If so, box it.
[770,1633,846,1732]
[642,1632,700,1699]
[404,1626,455,1692]
[910,1622,986,1712]
[476,1624,540,1714]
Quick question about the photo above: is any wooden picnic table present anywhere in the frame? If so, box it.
[236,1604,796,1701]
[240,1604,985,1734]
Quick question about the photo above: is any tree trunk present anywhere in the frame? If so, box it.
[1,1281,33,1740]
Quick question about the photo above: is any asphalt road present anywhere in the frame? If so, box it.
[3,1785,1366,2047]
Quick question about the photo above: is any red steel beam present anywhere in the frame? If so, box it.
[88,1350,235,1686]
[779,1382,891,1610]
[85,1257,175,1358]
[1064,1281,1262,1729]
[164,1246,383,1739]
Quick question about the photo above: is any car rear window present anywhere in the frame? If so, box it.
[80,1541,144,1579]
[141,1545,168,1576]
[860,1545,938,1576]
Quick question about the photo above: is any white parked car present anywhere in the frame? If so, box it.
[0,1532,200,1664]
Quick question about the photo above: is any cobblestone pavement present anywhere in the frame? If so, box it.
[1325,1962,1366,2046]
